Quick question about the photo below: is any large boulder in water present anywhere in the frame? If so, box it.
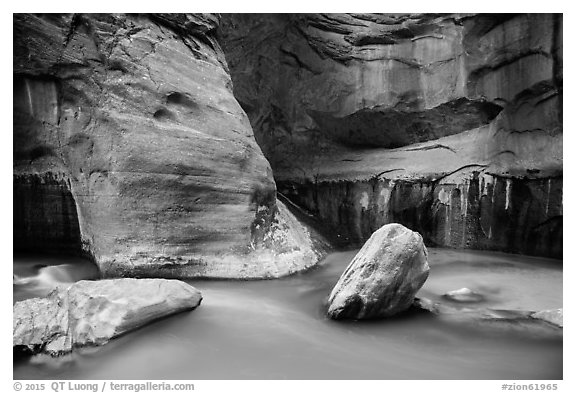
[13,278,202,356]
[327,223,429,319]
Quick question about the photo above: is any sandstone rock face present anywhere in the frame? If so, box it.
[220,14,562,258]
[13,13,323,278]
[13,278,202,356]
[327,223,429,319]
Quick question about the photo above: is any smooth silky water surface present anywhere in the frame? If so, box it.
[13,248,562,379]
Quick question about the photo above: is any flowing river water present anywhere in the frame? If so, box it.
[13,248,562,380]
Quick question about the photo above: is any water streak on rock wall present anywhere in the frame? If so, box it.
[279,172,562,258]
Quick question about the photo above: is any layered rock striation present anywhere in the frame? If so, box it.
[220,13,563,258]
[13,14,324,278]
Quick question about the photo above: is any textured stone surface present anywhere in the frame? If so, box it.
[279,173,562,258]
[220,14,562,258]
[13,278,202,356]
[327,223,429,319]
[13,13,323,278]
[531,308,563,328]
[13,292,71,356]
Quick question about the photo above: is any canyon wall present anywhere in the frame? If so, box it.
[13,13,324,278]
[220,13,563,258]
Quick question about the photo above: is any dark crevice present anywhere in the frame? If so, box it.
[431,164,489,183]
[309,98,502,148]
[13,173,87,259]
[551,14,563,125]
[404,144,457,153]
[280,47,321,74]
[63,13,83,47]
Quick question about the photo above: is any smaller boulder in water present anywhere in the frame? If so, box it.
[443,287,484,303]
[327,223,429,319]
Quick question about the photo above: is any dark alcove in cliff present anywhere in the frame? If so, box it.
[13,173,84,255]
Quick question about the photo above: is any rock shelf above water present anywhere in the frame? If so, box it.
[13,278,202,357]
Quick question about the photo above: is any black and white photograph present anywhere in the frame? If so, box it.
[8,4,569,390]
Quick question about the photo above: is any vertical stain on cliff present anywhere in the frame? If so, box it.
[279,171,562,259]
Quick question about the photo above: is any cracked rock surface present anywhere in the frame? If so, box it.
[13,278,202,356]
[327,223,429,319]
